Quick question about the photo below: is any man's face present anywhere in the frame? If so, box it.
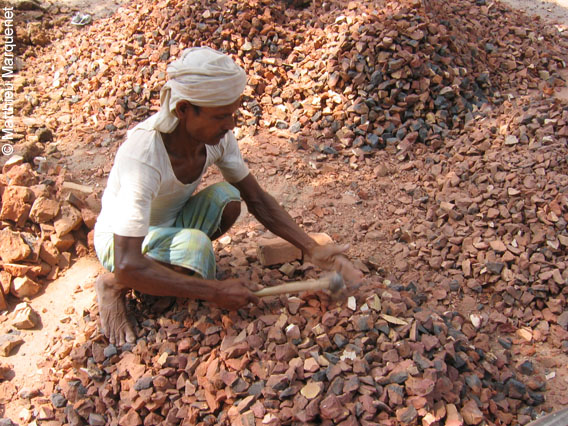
[180,99,241,146]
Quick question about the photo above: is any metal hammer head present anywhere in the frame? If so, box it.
[326,272,348,302]
[328,272,345,294]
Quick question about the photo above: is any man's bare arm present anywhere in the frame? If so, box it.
[234,173,318,255]
[234,174,363,283]
[113,235,258,309]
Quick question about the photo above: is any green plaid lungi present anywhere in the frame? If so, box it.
[94,182,241,279]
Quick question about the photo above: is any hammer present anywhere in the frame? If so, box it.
[253,272,345,298]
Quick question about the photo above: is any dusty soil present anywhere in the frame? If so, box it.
[0,257,102,391]
[1,0,568,424]
[44,0,130,20]
[500,0,568,27]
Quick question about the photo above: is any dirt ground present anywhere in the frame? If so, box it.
[500,0,568,26]
[45,0,130,20]
[1,0,568,424]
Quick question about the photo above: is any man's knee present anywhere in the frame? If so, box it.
[222,200,241,224]
[213,200,241,240]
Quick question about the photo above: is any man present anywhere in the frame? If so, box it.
[94,47,362,346]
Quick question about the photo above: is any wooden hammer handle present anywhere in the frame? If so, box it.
[254,277,330,297]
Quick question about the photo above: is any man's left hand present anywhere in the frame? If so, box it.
[306,243,364,285]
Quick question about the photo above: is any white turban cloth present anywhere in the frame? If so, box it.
[152,47,247,133]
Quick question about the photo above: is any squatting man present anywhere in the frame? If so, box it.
[94,47,363,346]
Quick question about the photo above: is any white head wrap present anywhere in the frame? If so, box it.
[152,47,247,133]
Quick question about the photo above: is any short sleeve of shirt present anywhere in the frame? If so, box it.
[112,154,161,237]
[215,131,250,183]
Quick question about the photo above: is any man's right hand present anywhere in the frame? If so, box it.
[212,278,260,310]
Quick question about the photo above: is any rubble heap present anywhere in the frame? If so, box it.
[392,95,568,343]
[14,0,567,157]
[31,279,548,425]
[0,156,98,314]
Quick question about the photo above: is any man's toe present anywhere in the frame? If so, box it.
[125,326,136,344]
[114,328,127,346]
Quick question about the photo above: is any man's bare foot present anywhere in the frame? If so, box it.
[95,273,136,346]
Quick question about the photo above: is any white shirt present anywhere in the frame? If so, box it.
[94,115,249,238]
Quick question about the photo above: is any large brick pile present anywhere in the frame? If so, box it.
[0,155,98,311]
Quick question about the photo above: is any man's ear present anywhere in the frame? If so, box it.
[174,101,191,119]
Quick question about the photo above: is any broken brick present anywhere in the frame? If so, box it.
[29,196,60,223]
[0,229,31,263]
[53,202,83,236]
[10,276,41,298]
[257,232,333,266]
[0,185,34,226]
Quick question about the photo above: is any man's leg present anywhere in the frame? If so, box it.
[174,182,242,241]
[142,182,242,277]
